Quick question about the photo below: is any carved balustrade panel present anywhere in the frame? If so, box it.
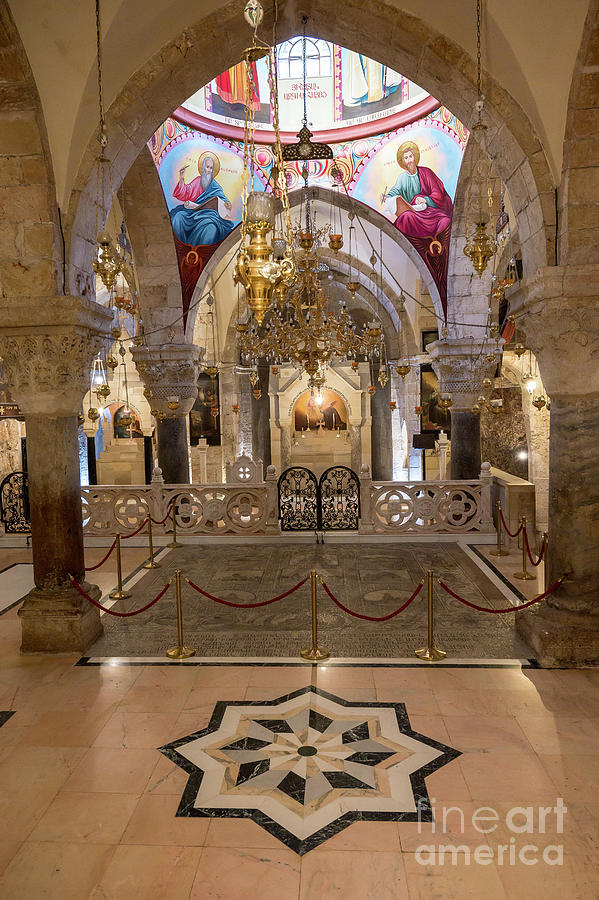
[370,481,485,533]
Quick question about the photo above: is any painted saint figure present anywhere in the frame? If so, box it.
[383,141,453,243]
[170,153,235,247]
[382,140,453,316]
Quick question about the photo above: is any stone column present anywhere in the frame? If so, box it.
[509,266,599,665]
[131,343,202,484]
[370,368,392,480]
[237,374,253,457]
[428,337,502,480]
[251,363,271,470]
[0,296,113,652]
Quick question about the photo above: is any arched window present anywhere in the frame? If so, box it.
[278,37,332,79]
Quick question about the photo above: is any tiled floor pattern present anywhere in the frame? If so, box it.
[1,544,598,897]
[0,624,599,898]
[159,685,460,854]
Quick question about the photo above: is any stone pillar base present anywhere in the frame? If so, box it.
[18,582,103,653]
[516,605,599,667]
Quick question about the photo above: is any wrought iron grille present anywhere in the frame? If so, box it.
[277,467,319,531]
[0,471,30,534]
[277,465,360,531]
[319,466,360,531]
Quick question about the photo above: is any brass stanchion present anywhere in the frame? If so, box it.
[108,534,131,600]
[167,501,182,549]
[415,570,446,662]
[300,570,329,661]
[514,516,535,580]
[143,516,161,569]
[489,500,509,557]
[542,532,548,593]
[166,570,195,659]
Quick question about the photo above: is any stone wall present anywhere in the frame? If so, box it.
[481,385,527,479]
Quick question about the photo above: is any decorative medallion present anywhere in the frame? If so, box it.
[159,686,460,854]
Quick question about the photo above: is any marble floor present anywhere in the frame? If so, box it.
[1,544,598,897]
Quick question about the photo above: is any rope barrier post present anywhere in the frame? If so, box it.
[514,517,535,580]
[143,516,161,569]
[542,532,548,593]
[167,501,182,549]
[300,570,329,661]
[490,500,509,557]
[415,570,446,662]
[166,570,195,660]
[108,534,131,600]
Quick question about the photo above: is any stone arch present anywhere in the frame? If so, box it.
[0,3,61,306]
[122,146,182,344]
[66,0,555,304]
[560,0,599,266]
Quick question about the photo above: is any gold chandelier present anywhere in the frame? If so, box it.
[238,227,384,389]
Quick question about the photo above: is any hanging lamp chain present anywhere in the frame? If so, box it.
[476,0,483,120]
[95,0,107,147]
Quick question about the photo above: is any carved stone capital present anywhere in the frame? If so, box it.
[0,296,113,415]
[427,337,503,410]
[131,342,204,417]
[508,265,599,397]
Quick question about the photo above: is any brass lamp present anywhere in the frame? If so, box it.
[464,222,496,277]
[234,192,295,325]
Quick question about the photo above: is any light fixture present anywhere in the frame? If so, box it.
[462,0,498,277]
[90,0,124,295]
[513,342,526,358]
[532,395,546,410]
[489,398,503,414]
[523,374,537,394]
[517,449,528,461]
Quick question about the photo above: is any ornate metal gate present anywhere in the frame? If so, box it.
[0,471,30,534]
[278,467,319,531]
[319,466,360,531]
[277,465,360,531]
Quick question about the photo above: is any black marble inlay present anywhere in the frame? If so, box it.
[221,736,271,752]
[277,771,306,805]
[308,709,333,733]
[345,750,396,766]
[297,745,317,757]
[341,721,370,743]
[236,758,271,786]
[0,711,15,728]
[324,771,373,790]
[254,718,294,732]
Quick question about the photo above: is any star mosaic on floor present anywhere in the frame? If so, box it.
[159,686,460,854]
[0,711,15,728]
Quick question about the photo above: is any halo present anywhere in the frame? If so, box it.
[397,141,420,169]
[197,151,220,177]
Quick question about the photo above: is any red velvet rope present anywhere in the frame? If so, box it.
[320,578,424,622]
[151,504,174,526]
[84,539,117,571]
[185,576,308,608]
[499,509,524,538]
[437,577,565,614]
[524,528,546,567]
[120,517,150,539]
[69,574,173,617]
